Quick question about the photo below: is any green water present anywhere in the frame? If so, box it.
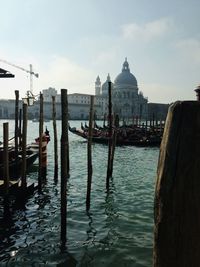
[0,120,159,266]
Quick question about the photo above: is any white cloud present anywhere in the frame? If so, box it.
[174,38,200,64]
[39,56,95,95]
[121,18,173,42]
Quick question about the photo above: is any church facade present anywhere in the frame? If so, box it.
[95,58,148,119]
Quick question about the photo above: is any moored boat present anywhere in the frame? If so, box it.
[68,124,162,147]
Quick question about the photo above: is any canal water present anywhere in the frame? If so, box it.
[0,120,159,267]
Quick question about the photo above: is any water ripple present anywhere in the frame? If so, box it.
[0,120,159,266]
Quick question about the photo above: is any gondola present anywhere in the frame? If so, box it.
[68,125,161,147]
[0,148,39,179]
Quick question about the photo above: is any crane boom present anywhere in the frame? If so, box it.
[0,59,38,77]
[0,59,39,93]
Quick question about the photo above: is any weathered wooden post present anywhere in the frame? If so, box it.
[52,95,58,180]
[103,113,106,128]
[60,89,69,246]
[38,92,44,191]
[21,103,28,189]
[194,84,200,101]
[19,109,22,148]
[154,100,200,267]
[14,90,19,174]
[86,95,94,211]
[106,81,113,188]
[3,122,9,195]
[109,113,117,176]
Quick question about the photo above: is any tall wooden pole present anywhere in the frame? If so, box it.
[86,95,94,211]
[38,92,44,191]
[109,114,117,177]
[106,81,113,189]
[3,122,9,195]
[21,103,28,189]
[14,90,19,170]
[52,96,58,180]
[60,89,69,246]
[154,101,200,267]
[19,108,22,148]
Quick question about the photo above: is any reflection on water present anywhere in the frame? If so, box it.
[0,120,159,266]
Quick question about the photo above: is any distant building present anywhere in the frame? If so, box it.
[95,58,148,119]
[0,58,169,120]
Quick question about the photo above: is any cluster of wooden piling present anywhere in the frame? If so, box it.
[4,83,200,261]
[1,90,48,197]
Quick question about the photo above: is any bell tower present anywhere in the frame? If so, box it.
[95,75,101,95]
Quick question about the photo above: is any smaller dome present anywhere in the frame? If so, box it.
[102,74,113,95]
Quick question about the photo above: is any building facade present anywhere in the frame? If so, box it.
[95,58,148,119]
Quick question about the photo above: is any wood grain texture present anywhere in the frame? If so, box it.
[154,101,200,267]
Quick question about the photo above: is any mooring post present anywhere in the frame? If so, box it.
[106,81,113,188]
[38,92,44,191]
[52,96,58,180]
[194,84,200,101]
[3,122,9,195]
[60,88,69,246]
[103,113,106,128]
[86,95,94,211]
[14,90,19,175]
[21,103,28,189]
[19,108,22,148]
[154,100,200,267]
[109,113,117,177]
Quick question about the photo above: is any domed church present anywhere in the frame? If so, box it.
[95,58,148,119]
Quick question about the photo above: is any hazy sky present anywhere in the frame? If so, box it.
[0,0,199,103]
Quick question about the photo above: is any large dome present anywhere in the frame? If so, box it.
[114,58,137,87]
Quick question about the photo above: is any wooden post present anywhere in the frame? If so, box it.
[106,81,113,188]
[14,90,19,173]
[19,108,22,148]
[103,113,106,128]
[21,103,28,189]
[86,95,94,211]
[52,96,58,180]
[154,101,200,267]
[194,85,200,101]
[3,123,9,194]
[109,114,117,177]
[60,89,69,246]
[38,92,44,190]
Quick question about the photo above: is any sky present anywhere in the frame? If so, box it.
[0,0,199,103]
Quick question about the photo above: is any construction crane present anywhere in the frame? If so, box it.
[0,59,39,94]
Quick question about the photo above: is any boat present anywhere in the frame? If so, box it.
[0,178,37,197]
[0,128,50,179]
[0,148,39,179]
[68,124,162,147]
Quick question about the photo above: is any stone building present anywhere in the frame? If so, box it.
[95,58,148,119]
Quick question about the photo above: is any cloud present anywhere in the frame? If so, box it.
[141,82,194,103]
[121,18,173,42]
[174,38,200,64]
[39,56,95,95]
